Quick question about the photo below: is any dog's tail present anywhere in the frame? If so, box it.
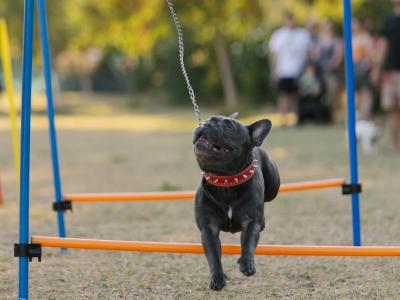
[264,159,280,202]
[257,149,280,202]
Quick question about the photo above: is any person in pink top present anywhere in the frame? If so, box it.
[352,17,374,121]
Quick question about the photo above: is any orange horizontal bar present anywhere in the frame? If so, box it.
[279,177,345,192]
[64,178,346,202]
[31,236,400,256]
[65,191,195,202]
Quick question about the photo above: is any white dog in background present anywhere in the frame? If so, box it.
[356,118,383,155]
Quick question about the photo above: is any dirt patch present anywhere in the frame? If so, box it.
[0,124,399,299]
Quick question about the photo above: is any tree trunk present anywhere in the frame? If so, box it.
[214,32,237,111]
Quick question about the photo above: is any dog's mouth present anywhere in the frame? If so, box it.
[195,135,232,154]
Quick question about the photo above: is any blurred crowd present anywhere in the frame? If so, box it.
[269,0,400,151]
[0,1,399,152]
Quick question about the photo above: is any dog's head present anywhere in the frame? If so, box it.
[193,113,272,175]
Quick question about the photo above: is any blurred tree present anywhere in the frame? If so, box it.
[0,0,71,60]
[63,0,169,57]
[176,1,264,111]
[0,0,395,110]
[63,0,264,111]
[353,0,392,34]
[261,0,359,27]
[0,1,23,56]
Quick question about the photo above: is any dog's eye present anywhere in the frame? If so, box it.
[223,124,233,132]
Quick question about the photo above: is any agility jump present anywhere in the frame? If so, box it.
[14,0,398,299]
[37,0,361,248]
[63,178,347,202]
[31,236,400,257]
[11,0,361,247]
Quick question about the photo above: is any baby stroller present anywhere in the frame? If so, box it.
[296,61,332,124]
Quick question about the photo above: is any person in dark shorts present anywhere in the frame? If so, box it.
[372,0,400,151]
[278,78,298,95]
[269,11,311,125]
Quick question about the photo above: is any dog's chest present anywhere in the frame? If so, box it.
[221,201,248,233]
[227,206,232,219]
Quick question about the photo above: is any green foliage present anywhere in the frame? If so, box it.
[63,0,169,57]
[91,46,133,92]
[231,38,275,105]
[0,1,24,55]
[353,0,393,34]
[0,0,395,108]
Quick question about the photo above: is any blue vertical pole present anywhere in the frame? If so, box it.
[343,0,361,246]
[19,0,35,298]
[37,0,67,240]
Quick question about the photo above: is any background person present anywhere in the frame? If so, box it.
[297,60,332,124]
[306,17,320,61]
[269,11,311,125]
[315,18,343,121]
[372,0,400,151]
[352,17,374,121]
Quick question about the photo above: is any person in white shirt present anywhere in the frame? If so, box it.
[269,11,312,124]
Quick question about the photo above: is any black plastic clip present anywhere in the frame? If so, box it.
[14,243,42,262]
[342,183,362,195]
[52,200,72,212]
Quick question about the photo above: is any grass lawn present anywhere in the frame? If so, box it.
[0,97,399,299]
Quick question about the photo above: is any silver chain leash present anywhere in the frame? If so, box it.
[166,0,202,126]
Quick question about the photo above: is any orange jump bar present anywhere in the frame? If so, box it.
[32,236,400,256]
[64,178,346,202]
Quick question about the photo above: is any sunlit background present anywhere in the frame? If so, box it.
[0,0,393,114]
[1,1,400,299]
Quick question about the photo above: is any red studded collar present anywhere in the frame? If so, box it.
[203,160,258,187]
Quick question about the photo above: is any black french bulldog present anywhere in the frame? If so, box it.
[193,113,280,291]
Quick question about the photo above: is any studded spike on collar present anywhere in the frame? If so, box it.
[203,160,258,187]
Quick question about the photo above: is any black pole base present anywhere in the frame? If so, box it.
[14,243,42,262]
[342,183,362,195]
[52,200,72,212]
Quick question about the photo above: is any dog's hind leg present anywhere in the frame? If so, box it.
[201,225,227,290]
[238,222,261,276]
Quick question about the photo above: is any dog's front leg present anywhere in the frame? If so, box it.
[201,225,226,290]
[238,222,261,276]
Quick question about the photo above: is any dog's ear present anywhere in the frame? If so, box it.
[247,119,272,147]
[228,112,239,119]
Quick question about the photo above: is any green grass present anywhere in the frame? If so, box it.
[0,109,399,299]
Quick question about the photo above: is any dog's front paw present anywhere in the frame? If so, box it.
[238,257,256,276]
[209,272,227,291]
